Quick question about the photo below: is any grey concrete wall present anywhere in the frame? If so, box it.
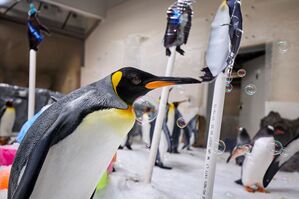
[0,19,83,93]
[83,0,299,120]
[240,56,266,137]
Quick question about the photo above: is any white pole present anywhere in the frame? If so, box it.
[201,72,226,199]
[145,47,176,183]
[28,49,37,119]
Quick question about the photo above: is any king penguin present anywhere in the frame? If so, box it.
[0,100,16,141]
[228,126,275,193]
[8,67,200,199]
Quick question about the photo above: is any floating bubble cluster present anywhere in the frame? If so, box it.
[176,117,187,128]
[237,69,246,78]
[215,140,226,154]
[278,40,289,53]
[244,84,257,96]
[225,84,233,93]
[133,96,158,124]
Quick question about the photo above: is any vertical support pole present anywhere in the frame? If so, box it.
[201,72,226,199]
[28,49,36,119]
[145,47,176,183]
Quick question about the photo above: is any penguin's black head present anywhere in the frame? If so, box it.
[111,67,201,105]
[5,100,13,107]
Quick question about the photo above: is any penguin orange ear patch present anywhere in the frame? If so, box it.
[112,71,123,94]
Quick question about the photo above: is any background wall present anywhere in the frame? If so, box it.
[0,19,83,93]
[82,0,299,137]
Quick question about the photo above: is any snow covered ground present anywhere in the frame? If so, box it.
[94,144,299,199]
[1,144,298,199]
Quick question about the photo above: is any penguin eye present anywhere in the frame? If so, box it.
[131,76,142,85]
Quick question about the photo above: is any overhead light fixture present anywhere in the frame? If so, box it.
[0,0,12,6]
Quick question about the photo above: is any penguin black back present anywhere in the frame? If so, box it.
[251,125,275,145]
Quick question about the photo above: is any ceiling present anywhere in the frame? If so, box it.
[0,0,127,39]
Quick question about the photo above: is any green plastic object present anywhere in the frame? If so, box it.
[96,171,109,191]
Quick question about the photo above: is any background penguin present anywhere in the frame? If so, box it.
[170,100,188,153]
[182,114,200,150]
[166,102,175,150]
[163,0,193,56]
[227,127,251,166]
[200,0,243,82]
[228,126,275,193]
[149,117,172,170]
[119,121,141,150]
[8,67,200,199]
[263,134,299,188]
[0,100,16,145]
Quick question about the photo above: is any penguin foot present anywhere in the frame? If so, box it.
[155,161,172,170]
[176,46,185,56]
[200,67,215,82]
[166,48,171,56]
[126,145,133,150]
[172,148,180,154]
[257,185,269,193]
[245,186,255,193]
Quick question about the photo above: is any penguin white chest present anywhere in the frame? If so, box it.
[0,108,16,137]
[167,106,175,135]
[30,108,135,199]
[242,137,274,187]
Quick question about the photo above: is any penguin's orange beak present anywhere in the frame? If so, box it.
[145,77,201,89]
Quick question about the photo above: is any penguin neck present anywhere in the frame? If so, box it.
[116,105,133,116]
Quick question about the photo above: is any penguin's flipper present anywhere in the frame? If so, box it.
[0,106,6,119]
[162,121,173,152]
[263,134,299,188]
[183,5,193,44]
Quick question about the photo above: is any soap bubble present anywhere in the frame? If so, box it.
[237,69,246,78]
[267,140,284,155]
[224,191,235,199]
[176,117,187,128]
[225,84,233,93]
[281,149,289,157]
[244,84,257,96]
[278,41,289,53]
[215,140,226,154]
[133,96,158,124]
